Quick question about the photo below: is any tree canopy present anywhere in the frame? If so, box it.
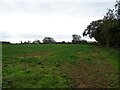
[72,34,81,44]
[83,0,120,48]
[43,37,56,44]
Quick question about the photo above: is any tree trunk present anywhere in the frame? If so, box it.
[106,37,110,48]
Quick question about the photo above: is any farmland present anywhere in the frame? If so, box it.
[2,44,119,88]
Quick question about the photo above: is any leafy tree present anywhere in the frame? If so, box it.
[101,0,120,48]
[27,40,31,44]
[23,41,28,44]
[33,39,41,44]
[20,40,23,44]
[100,19,119,48]
[61,41,66,44]
[115,0,120,20]
[72,34,81,44]
[83,1,120,48]
[43,37,56,44]
[83,20,104,45]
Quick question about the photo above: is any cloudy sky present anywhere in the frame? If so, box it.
[0,0,116,43]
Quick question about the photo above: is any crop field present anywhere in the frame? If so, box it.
[2,44,119,88]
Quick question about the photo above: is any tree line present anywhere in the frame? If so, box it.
[83,0,120,48]
[1,34,97,45]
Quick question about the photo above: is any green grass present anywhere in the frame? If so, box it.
[2,44,119,88]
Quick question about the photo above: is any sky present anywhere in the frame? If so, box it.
[0,0,116,43]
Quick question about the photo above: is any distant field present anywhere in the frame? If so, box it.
[2,44,119,88]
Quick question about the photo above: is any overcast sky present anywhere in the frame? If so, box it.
[0,0,116,43]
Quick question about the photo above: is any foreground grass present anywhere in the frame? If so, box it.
[2,44,119,88]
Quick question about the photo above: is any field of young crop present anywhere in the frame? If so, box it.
[2,44,119,88]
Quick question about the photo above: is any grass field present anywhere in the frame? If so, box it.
[2,44,119,88]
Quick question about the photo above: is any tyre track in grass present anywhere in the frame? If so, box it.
[61,51,119,88]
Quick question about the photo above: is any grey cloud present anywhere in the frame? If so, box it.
[0,2,115,18]
[52,35,72,39]
[18,33,44,39]
[0,32,44,39]
[0,32,72,40]
[18,33,73,40]
[0,31,13,39]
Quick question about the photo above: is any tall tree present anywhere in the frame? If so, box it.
[83,20,104,45]
[83,1,120,48]
[72,34,81,44]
